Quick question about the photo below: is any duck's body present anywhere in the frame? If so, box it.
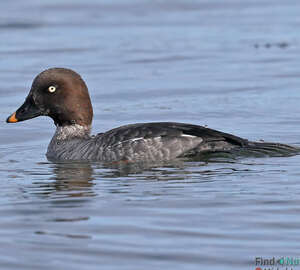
[46,122,242,161]
[6,68,299,162]
[47,121,297,162]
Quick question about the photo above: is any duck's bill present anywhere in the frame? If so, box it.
[6,97,42,123]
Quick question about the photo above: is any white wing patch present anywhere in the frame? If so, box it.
[181,134,197,138]
[130,137,144,142]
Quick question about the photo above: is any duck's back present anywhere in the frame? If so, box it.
[92,122,247,162]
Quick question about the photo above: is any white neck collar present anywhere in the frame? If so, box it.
[54,124,91,140]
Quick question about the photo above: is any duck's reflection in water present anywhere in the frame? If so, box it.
[51,162,95,197]
[34,153,245,200]
[27,162,97,239]
[37,160,176,198]
[29,162,97,201]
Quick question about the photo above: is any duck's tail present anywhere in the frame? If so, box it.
[242,141,300,157]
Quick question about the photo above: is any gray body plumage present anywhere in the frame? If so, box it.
[46,122,298,162]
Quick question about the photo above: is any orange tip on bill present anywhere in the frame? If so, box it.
[7,112,18,123]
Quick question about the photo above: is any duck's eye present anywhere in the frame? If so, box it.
[48,86,56,93]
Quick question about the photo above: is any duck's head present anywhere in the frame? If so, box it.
[6,68,93,127]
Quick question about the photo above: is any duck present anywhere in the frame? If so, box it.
[6,68,299,162]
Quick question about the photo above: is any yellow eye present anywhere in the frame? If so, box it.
[48,86,56,93]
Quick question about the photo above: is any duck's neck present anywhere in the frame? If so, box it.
[54,124,91,140]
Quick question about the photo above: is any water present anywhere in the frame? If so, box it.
[1,0,300,269]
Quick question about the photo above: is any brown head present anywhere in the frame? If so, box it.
[6,68,93,127]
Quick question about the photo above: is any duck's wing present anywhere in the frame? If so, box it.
[93,122,248,162]
[95,122,247,147]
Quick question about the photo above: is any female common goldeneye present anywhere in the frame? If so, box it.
[6,68,299,162]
